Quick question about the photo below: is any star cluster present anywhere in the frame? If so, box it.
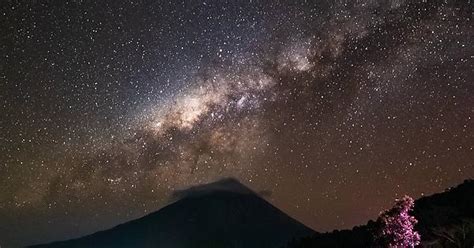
[0,1,472,247]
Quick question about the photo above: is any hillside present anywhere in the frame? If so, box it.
[287,179,474,248]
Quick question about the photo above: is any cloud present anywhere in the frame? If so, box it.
[170,177,256,200]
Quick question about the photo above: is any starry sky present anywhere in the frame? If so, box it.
[0,0,473,247]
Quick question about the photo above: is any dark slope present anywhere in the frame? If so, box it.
[413,179,474,246]
[287,179,474,248]
[30,178,315,248]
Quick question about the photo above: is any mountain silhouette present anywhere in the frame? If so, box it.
[30,178,315,248]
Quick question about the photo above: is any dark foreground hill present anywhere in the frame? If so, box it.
[287,179,474,248]
[30,178,315,248]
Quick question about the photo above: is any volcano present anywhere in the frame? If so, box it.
[30,178,315,248]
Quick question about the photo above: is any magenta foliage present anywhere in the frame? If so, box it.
[375,195,421,248]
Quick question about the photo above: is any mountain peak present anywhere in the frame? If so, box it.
[30,178,314,248]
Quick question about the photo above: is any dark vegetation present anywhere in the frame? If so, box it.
[286,179,474,248]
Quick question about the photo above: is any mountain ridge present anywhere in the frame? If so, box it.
[29,179,474,248]
[286,179,474,248]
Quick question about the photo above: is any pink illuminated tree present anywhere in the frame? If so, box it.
[374,195,421,248]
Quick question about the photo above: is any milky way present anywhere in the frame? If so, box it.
[0,1,473,247]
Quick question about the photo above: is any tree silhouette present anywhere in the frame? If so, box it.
[374,195,421,248]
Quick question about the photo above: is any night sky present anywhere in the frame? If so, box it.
[0,0,473,247]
